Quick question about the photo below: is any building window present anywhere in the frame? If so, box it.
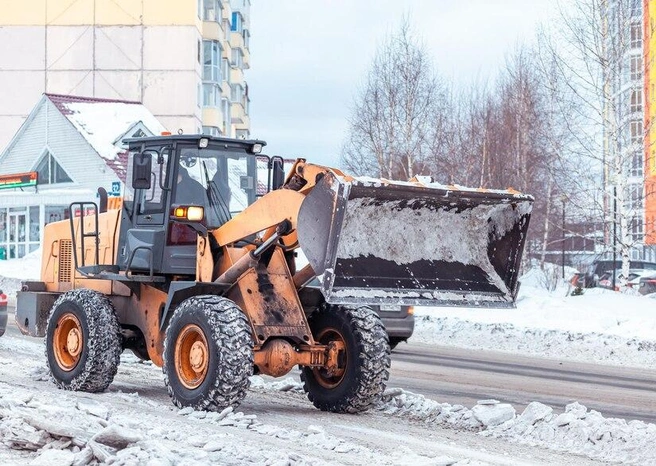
[202,126,221,136]
[235,129,249,139]
[630,150,643,177]
[231,48,243,68]
[35,150,72,185]
[231,12,243,33]
[630,0,641,18]
[630,89,642,114]
[628,184,644,209]
[203,0,222,22]
[243,29,250,49]
[630,119,642,145]
[203,83,221,107]
[203,40,221,82]
[231,83,244,103]
[222,58,230,83]
[630,55,642,81]
[631,23,642,49]
[630,216,643,242]
[221,98,231,131]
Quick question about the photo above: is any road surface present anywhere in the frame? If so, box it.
[5,305,655,424]
[391,341,656,423]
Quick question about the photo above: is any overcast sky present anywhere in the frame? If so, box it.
[248,0,556,167]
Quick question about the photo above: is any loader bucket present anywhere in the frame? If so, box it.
[297,173,533,308]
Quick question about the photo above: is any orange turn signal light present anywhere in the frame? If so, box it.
[172,206,204,222]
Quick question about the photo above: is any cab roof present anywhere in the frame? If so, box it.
[123,134,267,149]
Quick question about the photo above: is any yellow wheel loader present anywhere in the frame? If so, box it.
[16,134,533,413]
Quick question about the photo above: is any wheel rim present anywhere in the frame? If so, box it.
[175,324,210,389]
[312,327,347,389]
[53,313,84,371]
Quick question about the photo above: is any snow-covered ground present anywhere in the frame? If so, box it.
[2,254,656,464]
[413,265,656,370]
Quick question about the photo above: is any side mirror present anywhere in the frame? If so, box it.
[132,152,152,189]
[271,157,285,190]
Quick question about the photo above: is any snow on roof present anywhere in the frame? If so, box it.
[46,94,166,179]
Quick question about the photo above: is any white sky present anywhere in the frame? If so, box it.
[248,0,557,167]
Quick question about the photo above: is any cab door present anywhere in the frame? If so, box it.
[119,146,172,273]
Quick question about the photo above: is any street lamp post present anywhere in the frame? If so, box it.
[612,185,617,291]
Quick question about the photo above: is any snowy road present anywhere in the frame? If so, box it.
[390,343,656,424]
[0,324,605,465]
[7,307,656,425]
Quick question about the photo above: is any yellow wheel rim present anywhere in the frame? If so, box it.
[53,313,84,371]
[175,324,210,389]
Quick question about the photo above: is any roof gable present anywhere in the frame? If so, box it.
[44,94,166,180]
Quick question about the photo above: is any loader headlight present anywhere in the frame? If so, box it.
[250,143,263,154]
[199,137,210,149]
[172,205,205,222]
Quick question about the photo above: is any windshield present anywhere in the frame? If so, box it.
[175,145,258,228]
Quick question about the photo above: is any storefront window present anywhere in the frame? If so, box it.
[45,206,68,225]
[29,206,39,242]
[0,209,6,243]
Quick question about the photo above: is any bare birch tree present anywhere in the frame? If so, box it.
[341,20,444,179]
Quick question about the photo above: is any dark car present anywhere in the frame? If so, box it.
[0,289,7,337]
[375,305,415,349]
[584,260,656,287]
[638,274,656,295]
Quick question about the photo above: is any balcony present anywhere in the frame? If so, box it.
[202,107,224,129]
[231,101,245,124]
[202,20,225,42]
[230,67,244,85]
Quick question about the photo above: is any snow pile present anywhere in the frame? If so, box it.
[485,401,656,465]
[378,388,656,464]
[413,316,656,369]
[412,266,656,369]
[377,388,513,431]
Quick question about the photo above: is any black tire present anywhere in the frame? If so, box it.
[301,305,391,413]
[45,289,122,392]
[163,295,253,411]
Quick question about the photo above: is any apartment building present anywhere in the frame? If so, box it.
[601,0,646,260]
[0,0,251,152]
[644,0,656,258]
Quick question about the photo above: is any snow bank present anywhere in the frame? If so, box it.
[376,388,656,465]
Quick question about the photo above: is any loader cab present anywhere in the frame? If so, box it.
[119,135,268,278]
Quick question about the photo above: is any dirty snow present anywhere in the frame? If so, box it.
[334,198,530,296]
[2,254,656,463]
